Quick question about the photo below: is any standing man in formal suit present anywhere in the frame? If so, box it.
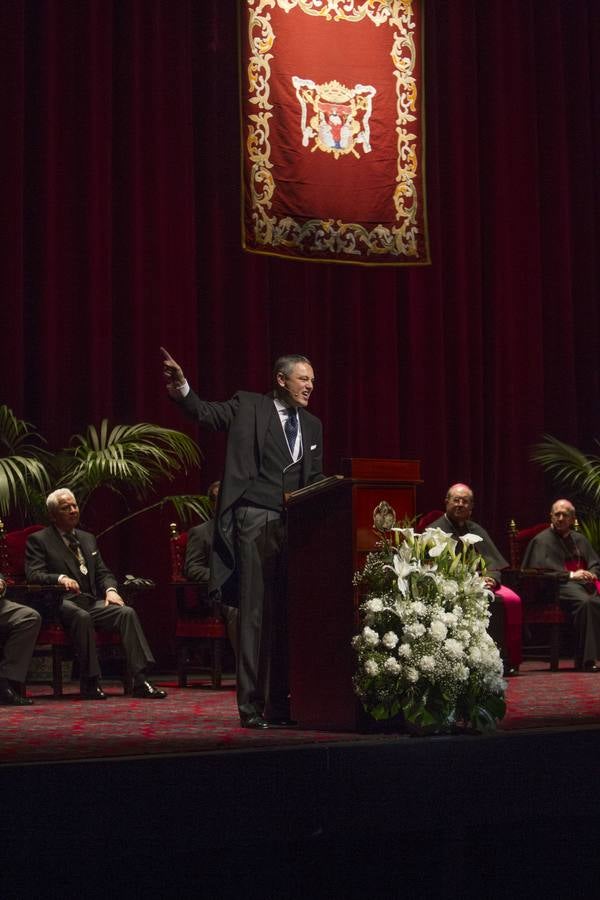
[429,483,522,675]
[522,499,600,671]
[162,348,324,728]
[25,489,167,700]
[183,480,238,657]
[0,575,41,705]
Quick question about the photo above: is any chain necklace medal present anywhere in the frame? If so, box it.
[75,545,88,576]
[68,536,88,576]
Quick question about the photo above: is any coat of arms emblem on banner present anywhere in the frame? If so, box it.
[292,77,376,160]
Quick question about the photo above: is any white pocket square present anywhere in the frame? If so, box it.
[310,444,317,450]
[91,551,98,557]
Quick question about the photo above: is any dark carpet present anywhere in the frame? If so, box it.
[3,660,600,764]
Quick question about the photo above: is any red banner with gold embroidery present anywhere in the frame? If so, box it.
[240,0,428,266]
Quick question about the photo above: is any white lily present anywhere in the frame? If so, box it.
[385,546,417,595]
[424,527,458,558]
[397,526,416,543]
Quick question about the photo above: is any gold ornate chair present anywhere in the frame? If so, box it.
[507,519,572,671]
[169,522,228,688]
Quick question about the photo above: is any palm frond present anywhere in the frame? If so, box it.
[66,420,203,503]
[531,434,600,505]
[0,404,48,456]
[0,406,51,517]
[579,517,600,555]
[95,494,211,539]
[167,494,212,525]
[0,456,51,516]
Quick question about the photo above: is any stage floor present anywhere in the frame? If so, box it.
[2,659,600,765]
[4,660,600,897]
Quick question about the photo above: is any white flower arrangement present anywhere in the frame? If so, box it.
[352,526,506,733]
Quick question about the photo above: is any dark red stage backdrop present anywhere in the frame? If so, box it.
[1,1,599,662]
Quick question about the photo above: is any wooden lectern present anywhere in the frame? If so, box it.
[286,458,421,731]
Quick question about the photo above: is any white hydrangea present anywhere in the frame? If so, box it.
[366,597,384,613]
[405,622,426,639]
[398,643,412,658]
[468,646,482,663]
[429,620,448,642]
[364,659,379,676]
[410,600,427,617]
[444,638,464,659]
[384,657,402,674]
[362,626,379,646]
[442,612,458,627]
[382,631,399,649]
[419,655,436,673]
[406,666,419,683]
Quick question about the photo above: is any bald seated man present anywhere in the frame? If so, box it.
[522,499,600,671]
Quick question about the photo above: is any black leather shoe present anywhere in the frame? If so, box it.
[266,717,298,728]
[0,686,34,706]
[81,685,107,700]
[583,662,600,672]
[240,713,269,729]
[132,680,167,699]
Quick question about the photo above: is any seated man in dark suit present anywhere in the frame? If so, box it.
[429,483,522,675]
[522,498,600,671]
[0,574,41,705]
[25,488,167,700]
[183,480,238,657]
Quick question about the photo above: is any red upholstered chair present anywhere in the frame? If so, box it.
[0,520,130,695]
[169,522,227,688]
[415,509,444,531]
[507,520,572,671]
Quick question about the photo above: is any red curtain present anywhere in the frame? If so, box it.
[1,1,599,658]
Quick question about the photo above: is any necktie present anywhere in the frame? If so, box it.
[285,407,298,453]
[67,533,88,576]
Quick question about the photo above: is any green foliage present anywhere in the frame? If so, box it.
[531,434,600,504]
[64,420,202,512]
[0,406,205,533]
[0,405,51,517]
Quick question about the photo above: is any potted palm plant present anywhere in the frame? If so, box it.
[0,404,210,533]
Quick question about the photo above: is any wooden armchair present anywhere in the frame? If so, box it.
[507,519,571,670]
[169,522,227,688]
[0,520,133,695]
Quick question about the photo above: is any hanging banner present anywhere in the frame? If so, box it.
[240,0,428,266]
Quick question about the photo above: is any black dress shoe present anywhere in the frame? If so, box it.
[0,686,34,706]
[132,680,167,699]
[81,685,107,700]
[266,717,298,728]
[240,713,269,729]
[582,662,600,672]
